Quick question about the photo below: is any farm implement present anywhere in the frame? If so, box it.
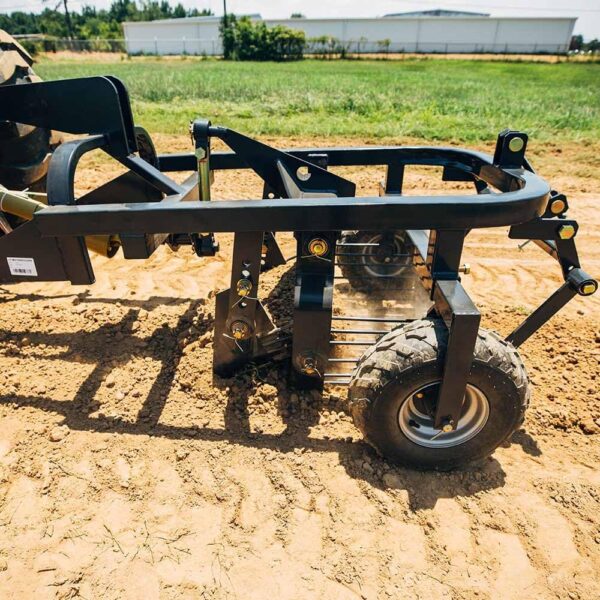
[0,43,596,469]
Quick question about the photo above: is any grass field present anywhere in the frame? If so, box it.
[37,57,600,143]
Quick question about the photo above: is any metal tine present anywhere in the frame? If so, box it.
[324,380,351,386]
[328,357,360,363]
[335,252,410,257]
[330,340,374,346]
[334,275,410,280]
[335,259,411,264]
[324,372,354,377]
[331,328,389,334]
[332,315,409,322]
[336,242,381,247]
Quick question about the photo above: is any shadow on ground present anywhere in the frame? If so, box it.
[0,288,541,511]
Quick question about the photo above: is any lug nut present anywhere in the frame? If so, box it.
[558,224,576,240]
[230,320,251,340]
[308,238,329,257]
[236,278,252,297]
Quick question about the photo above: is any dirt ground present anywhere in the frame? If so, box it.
[38,51,596,64]
[0,135,598,599]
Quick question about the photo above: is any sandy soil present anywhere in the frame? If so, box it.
[0,136,598,599]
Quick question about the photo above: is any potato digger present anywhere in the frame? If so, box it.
[0,33,596,470]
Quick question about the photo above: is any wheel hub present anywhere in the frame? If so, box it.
[362,233,411,278]
[398,382,490,448]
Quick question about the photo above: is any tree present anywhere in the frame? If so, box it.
[220,15,305,61]
[290,13,305,18]
[570,34,583,51]
[43,0,74,39]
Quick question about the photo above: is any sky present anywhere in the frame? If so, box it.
[1,0,599,40]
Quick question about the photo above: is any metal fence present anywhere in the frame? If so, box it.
[19,37,591,57]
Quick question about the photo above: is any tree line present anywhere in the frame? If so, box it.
[0,0,212,40]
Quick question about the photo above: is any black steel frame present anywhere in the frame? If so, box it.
[0,76,596,433]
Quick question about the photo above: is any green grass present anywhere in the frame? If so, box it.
[36,57,600,143]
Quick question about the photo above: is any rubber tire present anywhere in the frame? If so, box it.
[338,230,418,292]
[0,31,59,193]
[348,318,530,470]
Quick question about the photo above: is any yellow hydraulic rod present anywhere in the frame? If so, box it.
[0,184,120,258]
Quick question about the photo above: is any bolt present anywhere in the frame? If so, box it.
[230,320,251,340]
[308,238,329,257]
[581,282,597,296]
[508,137,524,153]
[300,355,318,376]
[558,224,576,240]
[441,418,455,433]
[459,263,471,275]
[550,198,566,214]
[236,278,252,297]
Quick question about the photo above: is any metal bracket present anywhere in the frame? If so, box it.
[213,231,276,375]
[432,280,481,429]
[291,231,337,389]
[0,76,137,157]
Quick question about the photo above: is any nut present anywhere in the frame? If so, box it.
[558,224,576,240]
[442,423,454,433]
[230,320,251,340]
[307,238,329,257]
[236,278,252,297]
[508,137,524,153]
[581,282,597,296]
[300,355,319,376]
[550,198,566,214]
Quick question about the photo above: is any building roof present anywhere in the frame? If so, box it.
[128,13,261,25]
[384,9,490,18]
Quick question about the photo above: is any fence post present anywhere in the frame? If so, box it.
[154,36,158,55]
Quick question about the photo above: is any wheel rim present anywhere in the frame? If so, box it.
[360,233,411,279]
[398,383,490,448]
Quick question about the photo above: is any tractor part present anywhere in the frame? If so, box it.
[0,75,595,470]
[0,30,60,196]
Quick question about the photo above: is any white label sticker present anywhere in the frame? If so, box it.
[7,257,38,277]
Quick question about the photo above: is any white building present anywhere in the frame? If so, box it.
[122,13,576,56]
